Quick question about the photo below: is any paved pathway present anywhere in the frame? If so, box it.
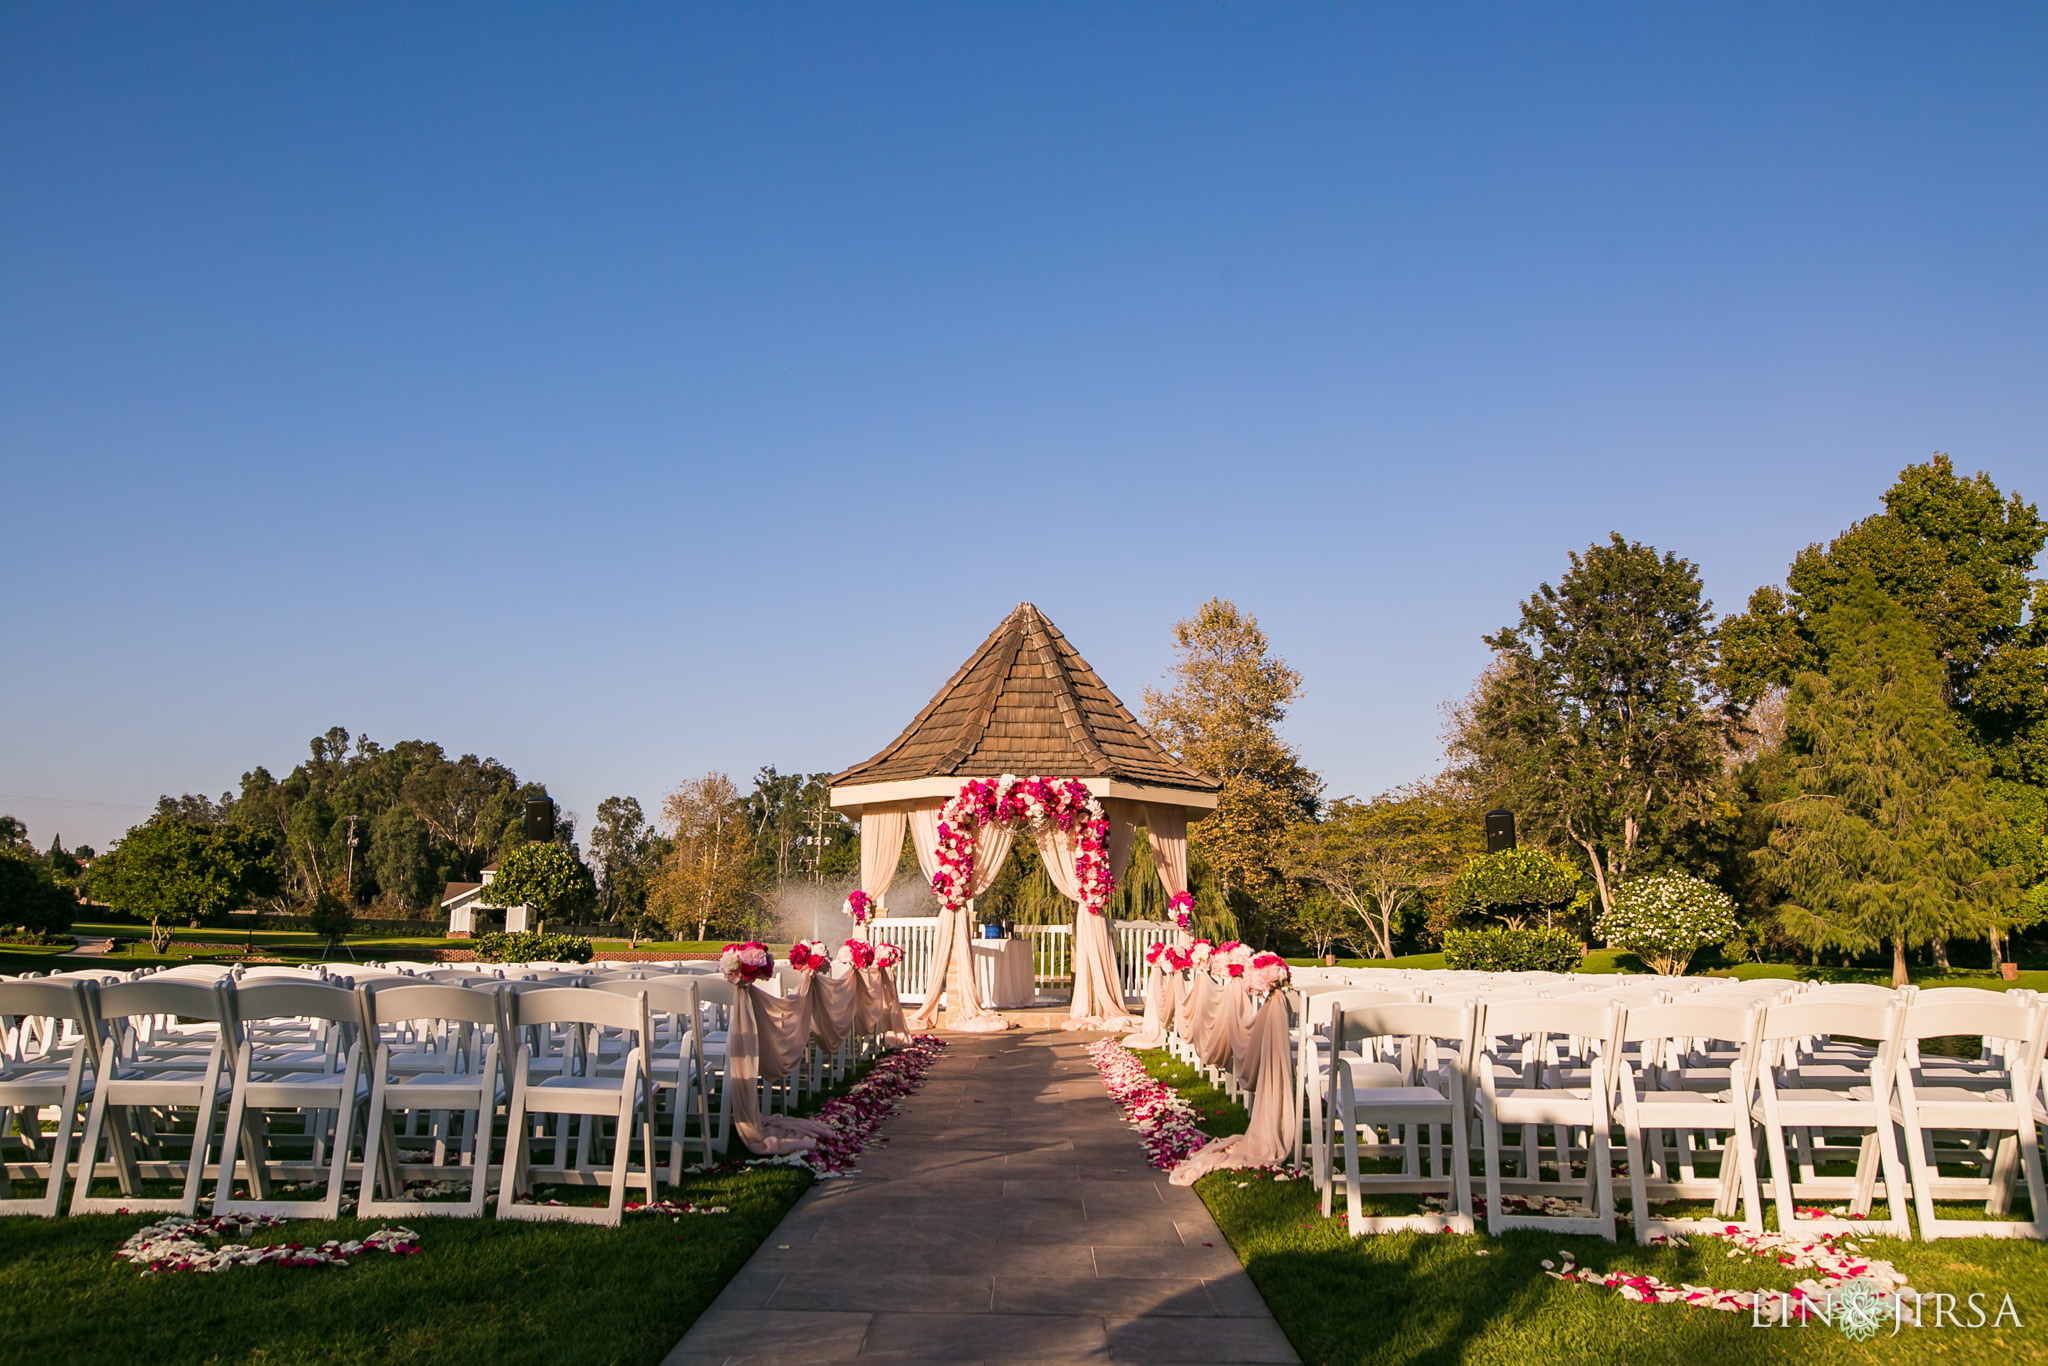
[665,1029,1299,1365]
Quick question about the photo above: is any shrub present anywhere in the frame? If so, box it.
[308,886,356,944]
[473,929,594,964]
[1441,848,1587,928]
[1596,871,1739,975]
[1441,924,1585,973]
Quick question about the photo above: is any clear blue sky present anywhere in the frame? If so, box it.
[4,3,2044,851]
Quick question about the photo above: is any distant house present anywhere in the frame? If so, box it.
[440,862,532,937]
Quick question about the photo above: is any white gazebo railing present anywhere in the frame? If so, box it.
[871,916,1170,1005]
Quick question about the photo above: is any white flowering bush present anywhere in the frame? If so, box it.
[1596,872,1739,975]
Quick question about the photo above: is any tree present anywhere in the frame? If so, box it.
[590,795,666,940]
[88,817,280,952]
[1440,847,1586,932]
[1278,782,1480,959]
[1286,892,1353,961]
[651,773,759,942]
[1143,598,1323,914]
[0,848,76,934]
[307,883,356,950]
[1596,872,1739,975]
[486,841,597,934]
[1448,534,1739,914]
[1761,577,2015,985]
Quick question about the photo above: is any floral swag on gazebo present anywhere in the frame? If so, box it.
[932,776,1114,916]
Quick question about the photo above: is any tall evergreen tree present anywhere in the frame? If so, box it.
[1762,577,2015,985]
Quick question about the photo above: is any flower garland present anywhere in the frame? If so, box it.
[720,942,774,985]
[1088,1036,1211,1169]
[786,940,831,973]
[1167,891,1196,934]
[933,775,1114,916]
[837,939,876,970]
[844,889,878,926]
[116,1214,420,1276]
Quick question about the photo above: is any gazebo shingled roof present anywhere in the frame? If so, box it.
[829,603,1219,814]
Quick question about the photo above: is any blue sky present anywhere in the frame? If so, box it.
[4,3,2045,850]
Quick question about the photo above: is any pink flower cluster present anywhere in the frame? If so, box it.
[720,942,775,985]
[1146,941,1193,973]
[115,1214,420,1275]
[1167,891,1196,934]
[837,939,876,970]
[1213,941,1253,978]
[932,775,1115,916]
[1188,939,1215,971]
[1543,1224,1913,1318]
[793,1035,948,1173]
[873,941,903,969]
[786,940,831,973]
[1243,951,1290,998]
[844,889,877,926]
[1088,1037,1211,1170]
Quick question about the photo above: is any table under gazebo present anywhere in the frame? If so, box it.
[829,602,1220,1033]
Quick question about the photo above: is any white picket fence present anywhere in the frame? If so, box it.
[875,917,1173,1006]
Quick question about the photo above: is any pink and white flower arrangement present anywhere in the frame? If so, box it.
[1148,941,1194,974]
[719,941,774,985]
[786,940,831,973]
[932,775,1115,916]
[1213,941,1254,978]
[843,889,878,926]
[1167,891,1196,934]
[837,939,877,970]
[1187,939,1216,971]
[1243,951,1290,998]
[872,941,903,970]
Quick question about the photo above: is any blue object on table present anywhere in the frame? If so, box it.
[982,923,1003,939]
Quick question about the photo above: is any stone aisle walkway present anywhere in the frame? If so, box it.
[665,1029,1299,1365]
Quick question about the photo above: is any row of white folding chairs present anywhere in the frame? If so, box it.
[0,972,790,1225]
[1295,984,2048,1244]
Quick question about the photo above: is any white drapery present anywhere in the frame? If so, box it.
[907,804,1016,1033]
[1041,808,1140,1031]
[1121,805,1192,1049]
[855,810,907,941]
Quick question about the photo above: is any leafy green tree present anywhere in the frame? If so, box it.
[307,883,356,949]
[1761,577,2016,985]
[1143,598,1323,924]
[1440,847,1587,933]
[652,773,760,942]
[486,841,596,933]
[1449,535,1739,913]
[0,816,31,851]
[88,817,280,953]
[0,848,76,934]
[1279,781,1481,959]
[1597,872,1739,975]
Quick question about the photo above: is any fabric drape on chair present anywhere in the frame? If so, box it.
[856,811,907,940]
[1041,824,1137,1031]
[726,983,834,1155]
[1169,990,1295,1184]
[907,807,1015,1033]
[806,970,858,1053]
[854,966,910,1041]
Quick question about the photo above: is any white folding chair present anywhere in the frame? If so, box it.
[212,980,368,1219]
[0,979,97,1216]
[70,978,234,1215]
[595,976,711,1183]
[1893,993,2047,1239]
[356,982,505,1219]
[1324,1000,1476,1236]
[1473,997,1621,1239]
[498,987,655,1225]
[1294,987,1421,1191]
[1752,997,1911,1237]
[1616,999,1764,1243]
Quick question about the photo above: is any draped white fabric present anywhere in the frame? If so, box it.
[1123,808,1193,1048]
[1038,823,1137,1030]
[858,810,907,906]
[906,804,1015,1033]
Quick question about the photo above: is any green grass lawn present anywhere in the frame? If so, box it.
[1136,1049,2048,1365]
[0,1162,809,1366]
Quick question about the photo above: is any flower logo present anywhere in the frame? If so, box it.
[1832,1281,1888,1342]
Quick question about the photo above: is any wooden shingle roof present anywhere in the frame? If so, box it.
[831,603,1218,793]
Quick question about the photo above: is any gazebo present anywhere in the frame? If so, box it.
[829,603,1219,1032]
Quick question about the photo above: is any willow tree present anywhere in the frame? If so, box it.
[1449,535,1739,913]
[1763,577,2013,985]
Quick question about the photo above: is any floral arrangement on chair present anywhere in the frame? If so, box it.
[719,942,774,985]
[843,890,878,927]
[1147,941,1193,974]
[1166,891,1196,935]
[1243,951,1290,999]
[1187,939,1216,972]
[932,775,1114,916]
[786,940,831,973]
[1213,941,1254,978]
[837,939,877,970]
[873,941,903,970]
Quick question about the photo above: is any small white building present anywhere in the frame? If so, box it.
[440,863,531,937]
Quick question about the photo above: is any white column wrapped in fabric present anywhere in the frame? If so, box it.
[1040,824,1137,1030]
[907,806,1015,1032]
[856,810,907,941]
[1126,805,1190,1049]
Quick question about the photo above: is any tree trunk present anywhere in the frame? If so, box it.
[1990,929,2004,969]
[1892,937,1909,989]
[1931,937,1950,973]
